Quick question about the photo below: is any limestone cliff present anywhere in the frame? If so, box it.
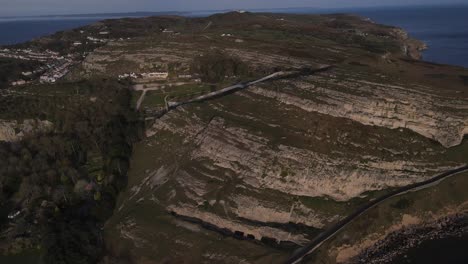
[0,119,53,142]
[93,12,468,263]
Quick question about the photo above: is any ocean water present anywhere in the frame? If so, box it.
[0,5,467,263]
[0,18,103,45]
[393,234,468,264]
[351,5,468,68]
[1,5,467,68]
[256,5,468,68]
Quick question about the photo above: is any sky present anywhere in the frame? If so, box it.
[1,0,467,17]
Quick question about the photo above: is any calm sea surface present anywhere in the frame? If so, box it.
[351,5,468,68]
[393,234,468,264]
[263,5,468,68]
[0,6,467,68]
[0,18,104,45]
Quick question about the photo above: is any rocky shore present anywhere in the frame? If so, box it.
[347,213,468,264]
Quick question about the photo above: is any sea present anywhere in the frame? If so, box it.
[392,234,468,264]
[0,5,467,68]
[349,5,468,68]
[0,4,467,263]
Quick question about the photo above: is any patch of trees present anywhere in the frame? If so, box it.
[0,79,142,263]
[0,58,42,89]
[0,95,50,120]
[460,75,468,86]
[191,50,250,83]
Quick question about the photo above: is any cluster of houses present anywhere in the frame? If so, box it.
[72,31,132,46]
[118,71,202,83]
[118,71,169,80]
[4,28,135,87]
[0,48,61,62]
[118,73,139,79]
[161,28,181,36]
[1,48,79,86]
[11,80,27,86]
[73,34,110,46]
[217,34,244,43]
[39,60,75,83]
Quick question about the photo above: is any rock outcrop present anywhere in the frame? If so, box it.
[0,119,53,142]
[251,70,468,148]
[98,11,468,263]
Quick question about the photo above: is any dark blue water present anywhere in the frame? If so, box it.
[393,235,468,264]
[0,18,104,45]
[256,5,468,68]
[0,13,181,45]
[0,5,467,68]
[351,5,468,68]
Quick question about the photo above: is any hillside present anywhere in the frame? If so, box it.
[0,11,468,264]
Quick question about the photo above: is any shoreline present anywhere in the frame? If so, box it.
[1,7,466,68]
[348,213,468,264]
[285,166,468,263]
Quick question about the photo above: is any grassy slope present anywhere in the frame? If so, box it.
[87,12,468,263]
[307,170,468,264]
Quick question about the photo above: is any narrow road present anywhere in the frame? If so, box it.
[135,90,147,110]
[143,65,333,120]
[134,82,191,110]
[167,66,332,109]
[133,81,189,91]
[285,165,468,264]
[167,71,286,108]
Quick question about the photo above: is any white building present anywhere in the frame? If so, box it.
[11,80,26,86]
[142,72,169,80]
[178,74,193,79]
[8,211,21,219]
[40,76,56,83]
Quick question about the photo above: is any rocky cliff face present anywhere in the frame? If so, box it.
[0,119,53,142]
[94,12,468,263]
[107,66,467,261]
[389,28,427,60]
[251,69,468,148]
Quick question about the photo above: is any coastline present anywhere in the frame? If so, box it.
[0,6,466,68]
[0,8,467,263]
[346,213,468,264]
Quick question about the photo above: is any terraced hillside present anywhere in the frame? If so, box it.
[1,11,468,264]
[89,12,468,264]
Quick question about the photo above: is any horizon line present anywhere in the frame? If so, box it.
[1,2,467,19]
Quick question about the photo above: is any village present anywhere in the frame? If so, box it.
[1,26,195,88]
[2,44,204,88]
[1,48,79,86]
[0,28,122,87]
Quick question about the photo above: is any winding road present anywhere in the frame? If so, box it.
[285,165,468,264]
[134,82,190,110]
[167,66,332,109]
[141,65,332,117]
[137,65,468,262]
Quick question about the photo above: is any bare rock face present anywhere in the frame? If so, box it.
[0,119,53,142]
[251,70,468,148]
[146,111,458,203]
[99,12,468,262]
[114,76,465,249]
[389,28,427,59]
[110,65,468,253]
[0,120,17,142]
